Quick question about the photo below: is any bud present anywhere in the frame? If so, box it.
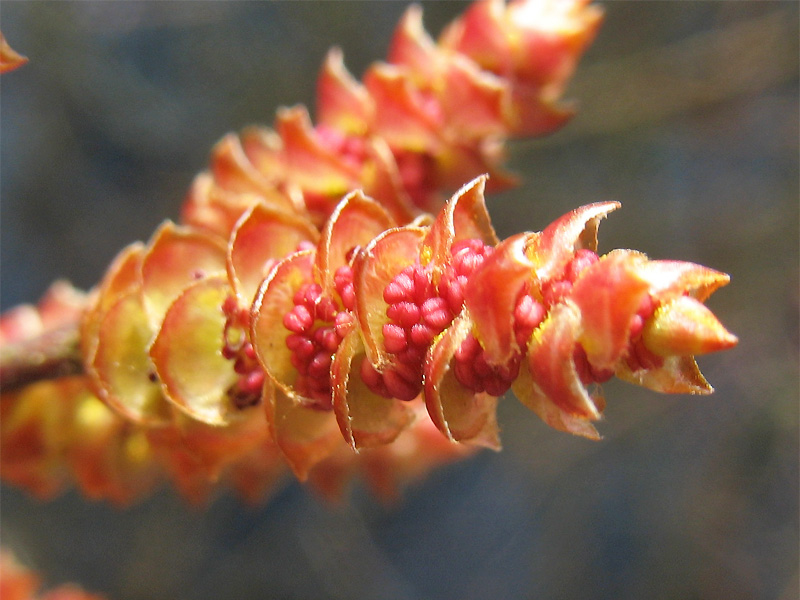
[642,295,738,358]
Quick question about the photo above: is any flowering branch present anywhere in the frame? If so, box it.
[0,0,736,505]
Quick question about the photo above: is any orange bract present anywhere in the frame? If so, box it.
[0,33,27,74]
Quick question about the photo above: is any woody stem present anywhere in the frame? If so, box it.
[0,321,84,392]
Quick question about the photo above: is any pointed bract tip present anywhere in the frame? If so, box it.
[642,296,738,358]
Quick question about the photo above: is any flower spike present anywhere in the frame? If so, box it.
[2,176,737,501]
[1,1,737,505]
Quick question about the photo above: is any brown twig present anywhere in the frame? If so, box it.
[0,322,84,392]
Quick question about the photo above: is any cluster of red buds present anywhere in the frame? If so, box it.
[0,0,735,506]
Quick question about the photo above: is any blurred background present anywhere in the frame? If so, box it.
[1,2,797,599]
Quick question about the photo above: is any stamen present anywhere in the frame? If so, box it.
[573,345,614,385]
[542,280,572,306]
[386,301,420,328]
[284,305,313,333]
[222,294,266,409]
[624,293,663,372]
[383,270,415,304]
[383,323,408,354]
[360,359,389,398]
[453,291,544,397]
[514,293,546,346]
[565,248,599,282]
[409,323,434,347]
[421,297,450,330]
[382,367,421,401]
[452,330,522,396]
[334,265,356,311]
[334,311,355,338]
[365,239,506,400]
[439,239,493,314]
[627,337,664,372]
[541,249,600,307]
[281,279,354,407]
